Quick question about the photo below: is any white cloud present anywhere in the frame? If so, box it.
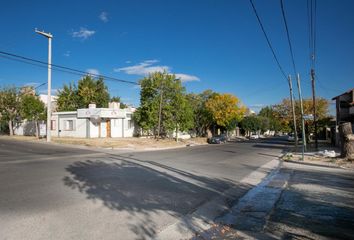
[63,51,70,57]
[115,60,199,82]
[249,104,266,108]
[99,12,109,22]
[115,60,170,75]
[143,59,159,64]
[174,73,200,82]
[24,82,40,87]
[86,68,100,76]
[72,27,95,40]
[39,88,60,95]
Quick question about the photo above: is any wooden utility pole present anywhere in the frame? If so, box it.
[311,68,318,149]
[288,75,298,151]
[296,74,307,160]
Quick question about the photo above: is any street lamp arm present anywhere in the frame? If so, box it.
[35,29,53,38]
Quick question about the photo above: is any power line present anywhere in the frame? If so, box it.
[0,50,139,85]
[249,0,288,82]
[0,54,119,83]
[307,0,316,69]
[0,54,115,80]
[280,0,297,76]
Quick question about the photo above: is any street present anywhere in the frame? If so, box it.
[0,137,287,239]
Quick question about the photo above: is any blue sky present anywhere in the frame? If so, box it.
[0,0,353,113]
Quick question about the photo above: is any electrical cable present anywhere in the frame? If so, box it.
[280,0,297,76]
[249,0,289,82]
[0,50,139,85]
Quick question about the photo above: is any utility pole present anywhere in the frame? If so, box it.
[288,75,298,151]
[157,84,163,139]
[35,29,53,142]
[296,74,307,160]
[311,68,318,149]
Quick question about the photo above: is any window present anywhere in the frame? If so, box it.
[126,113,132,119]
[64,120,75,131]
[51,120,56,130]
[128,120,133,129]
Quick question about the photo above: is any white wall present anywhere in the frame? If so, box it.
[14,120,36,136]
[111,119,123,138]
[50,115,59,137]
[56,114,87,138]
[89,120,99,138]
[123,118,134,137]
[49,110,135,138]
[100,121,107,138]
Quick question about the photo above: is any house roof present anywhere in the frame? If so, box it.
[52,111,77,115]
[332,88,354,100]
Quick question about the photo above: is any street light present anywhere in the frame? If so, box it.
[35,28,53,142]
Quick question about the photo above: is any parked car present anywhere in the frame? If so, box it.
[208,134,228,144]
[287,133,302,142]
[287,133,295,141]
[249,134,259,139]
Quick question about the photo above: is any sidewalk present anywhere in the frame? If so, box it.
[0,135,208,151]
[194,161,354,240]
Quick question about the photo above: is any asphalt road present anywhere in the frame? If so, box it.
[0,137,289,240]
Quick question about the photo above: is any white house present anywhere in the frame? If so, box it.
[50,102,135,138]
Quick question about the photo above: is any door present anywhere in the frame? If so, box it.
[106,119,111,138]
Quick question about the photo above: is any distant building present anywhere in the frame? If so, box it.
[331,88,354,146]
[39,94,58,111]
[50,102,136,138]
[332,88,354,125]
[20,86,36,96]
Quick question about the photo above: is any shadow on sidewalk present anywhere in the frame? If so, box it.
[265,166,354,239]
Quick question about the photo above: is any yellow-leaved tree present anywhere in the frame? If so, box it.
[205,93,246,130]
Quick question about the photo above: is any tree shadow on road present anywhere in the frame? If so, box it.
[63,156,250,240]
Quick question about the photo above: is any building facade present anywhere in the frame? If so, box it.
[50,103,135,138]
[332,88,354,125]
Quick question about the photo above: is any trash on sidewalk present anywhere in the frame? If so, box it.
[317,150,337,158]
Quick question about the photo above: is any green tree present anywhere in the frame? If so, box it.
[259,106,282,132]
[77,76,110,108]
[57,76,110,111]
[167,79,194,139]
[186,90,216,136]
[110,96,128,109]
[57,83,80,111]
[134,72,193,139]
[240,115,262,134]
[0,86,21,136]
[20,95,46,138]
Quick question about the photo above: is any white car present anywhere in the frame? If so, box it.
[250,134,259,139]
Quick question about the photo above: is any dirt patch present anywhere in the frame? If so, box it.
[53,137,208,150]
[0,135,44,142]
[282,152,354,170]
[1,135,208,150]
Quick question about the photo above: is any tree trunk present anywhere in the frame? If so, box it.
[339,122,354,159]
[176,124,179,142]
[8,120,13,136]
[35,120,39,139]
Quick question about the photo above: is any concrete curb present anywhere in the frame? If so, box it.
[154,159,281,240]
[215,161,290,228]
